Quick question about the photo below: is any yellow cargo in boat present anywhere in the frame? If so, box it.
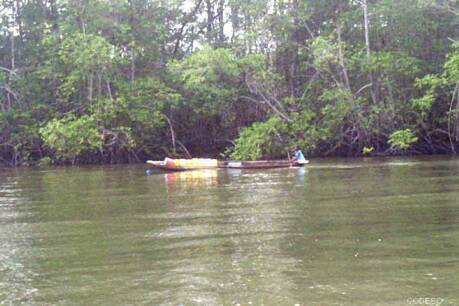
[168,158,218,168]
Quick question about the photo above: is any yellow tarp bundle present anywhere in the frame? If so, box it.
[165,158,218,168]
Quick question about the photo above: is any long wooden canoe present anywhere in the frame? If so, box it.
[147,158,309,171]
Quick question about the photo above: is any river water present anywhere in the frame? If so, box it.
[0,157,458,305]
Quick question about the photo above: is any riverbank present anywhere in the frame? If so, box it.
[3,152,456,168]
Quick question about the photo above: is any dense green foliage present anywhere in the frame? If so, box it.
[0,0,457,165]
[388,129,418,151]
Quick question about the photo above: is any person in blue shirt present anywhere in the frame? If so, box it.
[291,147,308,165]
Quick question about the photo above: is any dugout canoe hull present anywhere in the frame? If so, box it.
[147,158,309,171]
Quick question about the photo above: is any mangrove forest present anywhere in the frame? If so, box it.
[0,0,458,166]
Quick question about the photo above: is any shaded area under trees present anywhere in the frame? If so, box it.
[0,0,457,165]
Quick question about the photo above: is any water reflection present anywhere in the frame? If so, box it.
[165,169,218,189]
[155,168,307,305]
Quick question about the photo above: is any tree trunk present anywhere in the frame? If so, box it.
[106,80,113,100]
[10,11,15,71]
[230,1,239,44]
[7,2,16,110]
[79,1,86,35]
[97,72,102,98]
[16,0,24,44]
[286,0,300,97]
[336,23,351,91]
[88,73,93,103]
[217,0,225,46]
[205,0,213,44]
[362,0,377,104]
[165,115,177,154]
[130,51,135,81]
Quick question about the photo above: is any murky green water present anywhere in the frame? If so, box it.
[1,157,458,305]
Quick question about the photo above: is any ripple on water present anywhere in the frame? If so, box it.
[0,178,39,304]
